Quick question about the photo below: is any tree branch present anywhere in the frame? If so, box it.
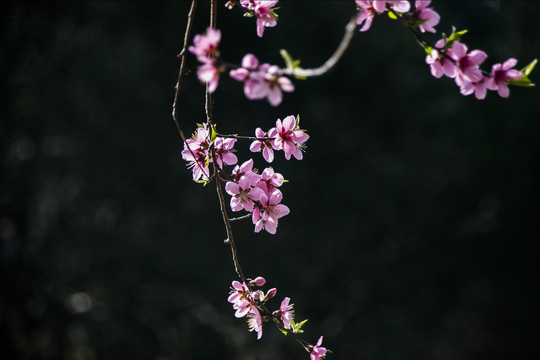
[281,14,358,78]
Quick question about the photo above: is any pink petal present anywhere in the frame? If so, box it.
[242,53,259,69]
[267,87,283,106]
[282,115,296,131]
[225,182,240,195]
[502,58,518,70]
[262,147,274,163]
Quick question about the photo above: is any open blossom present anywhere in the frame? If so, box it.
[197,60,223,93]
[413,0,440,33]
[225,177,265,212]
[310,336,327,360]
[375,0,411,13]
[252,190,290,234]
[447,41,487,86]
[256,167,284,194]
[486,58,523,98]
[213,137,238,168]
[249,127,279,163]
[355,1,377,32]
[230,53,294,106]
[274,115,309,160]
[181,126,211,181]
[277,297,294,329]
[232,158,261,186]
[240,0,279,37]
[425,39,458,79]
[190,28,224,92]
[188,27,221,61]
[459,75,490,100]
[247,306,264,339]
[228,280,254,318]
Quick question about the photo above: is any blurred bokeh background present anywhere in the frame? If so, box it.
[1,1,539,359]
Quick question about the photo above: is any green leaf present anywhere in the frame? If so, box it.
[447,27,468,44]
[440,27,468,49]
[280,49,306,80]
[290,318,308,334]
[520,58,537,77]
[195,178,211,186]
[508,59,537,87]
[388,11,398,20]
[210,126,217,144]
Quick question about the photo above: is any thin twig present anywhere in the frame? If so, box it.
[205,0,249,285]
[171,0,212,180]
[281,14,358,78]
[230,214,252,222]
[216,133,275,141]
[172,0,197,142]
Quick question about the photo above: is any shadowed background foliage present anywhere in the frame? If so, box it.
[1,1,539,359]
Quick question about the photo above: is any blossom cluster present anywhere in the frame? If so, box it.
[188,26,294,106]
[355,0,533,99]
[181,115,309,235]
[228,276,327,359]
[227,115,308,234]
[181,123,237,182]
[230,53,294,107]
[426,37,522,99]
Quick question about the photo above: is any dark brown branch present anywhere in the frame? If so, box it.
[205,0,249,285]
[172,0,197,143]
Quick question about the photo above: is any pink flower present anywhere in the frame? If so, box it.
[414,0,440,33]
[182,126,211,181]
[228,280,253,318]
[355,1,377,32]
[225,177,265,212]
[249,127,279,163]
[230,54,294,106]
[425,40,457,79]
[274,115,309,160]
[197,60,222,93]
[447,41,487,86]
[252,190,290,234]
[277,297,294,329]
[486,58,523,98]
[310,336,327,360]
[372,0,411,13]
[251,64,294,106]
[256,167,284,194]
[240,0,279,37]
[188,27,221,62]
[459,75,490,100]
[232,158,261,186]
[247,306,263,339]
[213,137,238,168]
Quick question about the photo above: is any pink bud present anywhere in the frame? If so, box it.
[250,276,266,286]
[264,287,277,301]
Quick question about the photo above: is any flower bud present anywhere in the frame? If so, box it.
[263,287,277,301]
[250,276,266,287]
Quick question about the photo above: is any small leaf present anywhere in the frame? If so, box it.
[507,76,535,88]
[507,59,537,87]
[447,27,468,44]
[520,58,537,77]
[280,49,306,80]
[195,178,211,186]
[210,125,217,144]
[388,11,398,20]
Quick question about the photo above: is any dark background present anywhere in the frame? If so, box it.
[1,1,539,359]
